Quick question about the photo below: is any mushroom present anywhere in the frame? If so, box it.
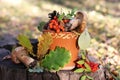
[11,47,37,68]
[69,11,87,33]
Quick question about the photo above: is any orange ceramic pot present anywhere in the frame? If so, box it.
[45,31,79,70]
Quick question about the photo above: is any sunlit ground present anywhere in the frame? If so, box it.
[0,0,120,79]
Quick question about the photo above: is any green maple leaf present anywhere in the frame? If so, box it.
[41,47,71,71]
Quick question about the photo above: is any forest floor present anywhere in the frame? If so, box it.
[0,0,120,79]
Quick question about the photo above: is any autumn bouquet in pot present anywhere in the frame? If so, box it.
[37,9,87,70]
[11,9,99,73]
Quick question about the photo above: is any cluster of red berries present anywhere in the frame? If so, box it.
[76,61,99,72]
[48,16,64,33]
[88,61,99,72]
[48,16,70,33]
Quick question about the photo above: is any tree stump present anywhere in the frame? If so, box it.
[0,38,106,80]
